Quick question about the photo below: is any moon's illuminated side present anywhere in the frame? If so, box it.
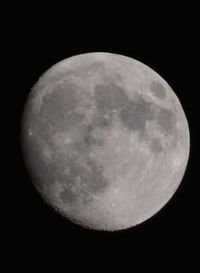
[21,52,190,231]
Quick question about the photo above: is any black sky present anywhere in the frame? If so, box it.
[5,3,198,270]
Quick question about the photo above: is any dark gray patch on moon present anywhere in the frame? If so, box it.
[56,151,109,206]
[92,110,113,128]
[119,96,155,134]
[55,146,109,205]
[44,83,79,113]
[81,159,108,194]
[150,81,166,99]
[38,83,84,135]
[157,108,176,134]
[94,81,157,137]
[75,125,103,153]
[150,138,163,153]
[94,81,129,110]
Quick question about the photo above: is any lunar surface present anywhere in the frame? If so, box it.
[21,52,190,231]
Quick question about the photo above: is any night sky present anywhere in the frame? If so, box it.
[5,3,198,270]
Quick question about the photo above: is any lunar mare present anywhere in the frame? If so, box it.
[21,52,190,231]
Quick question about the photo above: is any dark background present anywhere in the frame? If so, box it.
[6,3,198,270]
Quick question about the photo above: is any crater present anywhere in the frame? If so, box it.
[59,187,77,204]
[119,95,155,134]
[149,81,166,99]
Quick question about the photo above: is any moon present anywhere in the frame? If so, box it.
[21,52,190,231]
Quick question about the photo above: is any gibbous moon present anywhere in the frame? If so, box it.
[21,52,190,231]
